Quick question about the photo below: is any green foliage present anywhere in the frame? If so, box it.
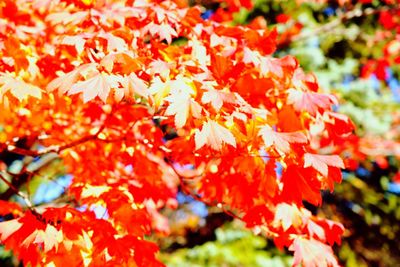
[0,246,15,267]
[322,173,400,266]
[161,222,292,267]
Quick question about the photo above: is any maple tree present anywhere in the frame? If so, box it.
[0,0,361,266]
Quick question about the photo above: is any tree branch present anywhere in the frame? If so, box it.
[0,172,33,208]
[1,124,106,158]
[290,6,398,43]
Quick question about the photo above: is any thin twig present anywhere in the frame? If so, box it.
[165,159,243,220]
[291,6,398,43]
[0,172,33,208]
[2,124,107,158]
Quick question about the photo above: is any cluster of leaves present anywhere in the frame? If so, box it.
[206,0,400,266]
[0,0,357,266]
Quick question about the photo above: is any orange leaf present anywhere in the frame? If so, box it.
[0,200,23,216]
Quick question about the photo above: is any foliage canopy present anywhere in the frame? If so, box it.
[1,0,399,266]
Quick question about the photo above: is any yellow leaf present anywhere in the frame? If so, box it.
[303,153,344,177]
[258,125,307,153]
[81,185,111,198]
[0,219,22,240]
[0,74,42,102]
[195,120,236,150]
[68,72,121,103]
[164,77,197,128]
